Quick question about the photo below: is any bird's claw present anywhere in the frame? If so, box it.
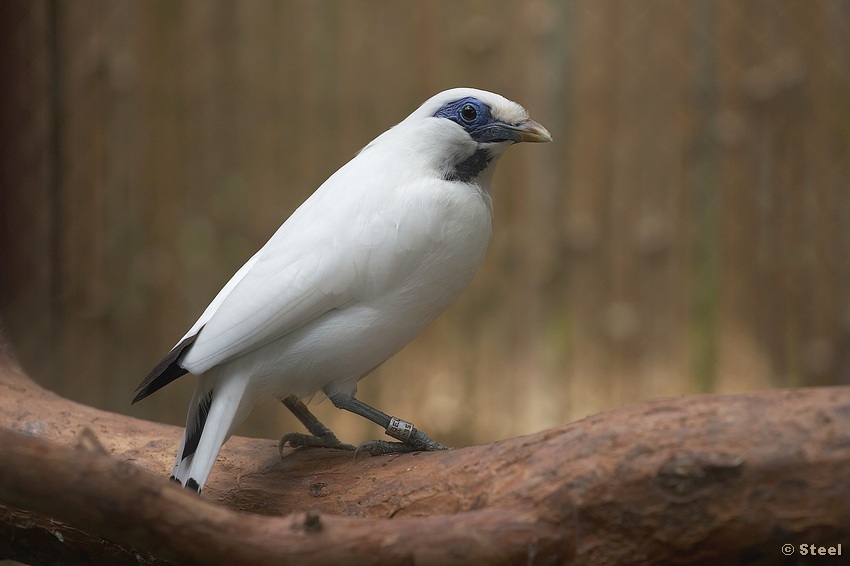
[279,423,451,461]
[279,432,356,456]
[354,430,452,459]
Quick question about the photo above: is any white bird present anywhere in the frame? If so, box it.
[133,88,551,493]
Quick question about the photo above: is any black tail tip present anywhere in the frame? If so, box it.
[185,478,201,493]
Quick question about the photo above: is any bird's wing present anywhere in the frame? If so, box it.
[177,238,359,374]
[178,186,434,375]
[136,143,449,398]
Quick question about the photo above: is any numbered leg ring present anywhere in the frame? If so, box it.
[386,417,414,442]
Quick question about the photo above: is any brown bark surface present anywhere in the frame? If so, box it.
[1,323,849,565]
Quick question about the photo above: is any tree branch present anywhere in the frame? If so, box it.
[1,319,848,564]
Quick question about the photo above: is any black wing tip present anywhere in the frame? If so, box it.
[132,330,201,405]
[132,364,190,404]
[131,379,154,405]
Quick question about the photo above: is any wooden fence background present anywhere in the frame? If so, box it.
[1,0,849,446]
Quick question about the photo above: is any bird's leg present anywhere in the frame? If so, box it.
[326,392,452,457]
[279,395,356,454]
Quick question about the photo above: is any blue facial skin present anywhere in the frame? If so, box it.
[433,97,524,144]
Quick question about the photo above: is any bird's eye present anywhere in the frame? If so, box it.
[460,104,478,122]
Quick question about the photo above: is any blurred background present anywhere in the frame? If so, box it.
[1,1,848,447]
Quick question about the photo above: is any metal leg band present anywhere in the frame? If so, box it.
[386,417,414,442]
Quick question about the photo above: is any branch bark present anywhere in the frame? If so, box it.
[1,321,849,565]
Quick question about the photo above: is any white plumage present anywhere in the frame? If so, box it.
[134,88,551,493]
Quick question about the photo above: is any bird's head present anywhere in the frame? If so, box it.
[374,88,552,185]
[427,88,552,145]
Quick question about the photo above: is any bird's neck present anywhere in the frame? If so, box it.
[443,148,493,184]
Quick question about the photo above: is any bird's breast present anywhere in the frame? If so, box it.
[360,178,492,304]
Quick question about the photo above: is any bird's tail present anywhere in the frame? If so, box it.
[172,369,253,493]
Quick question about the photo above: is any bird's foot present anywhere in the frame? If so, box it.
[279,431,356,455]
[355,428,452,458]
